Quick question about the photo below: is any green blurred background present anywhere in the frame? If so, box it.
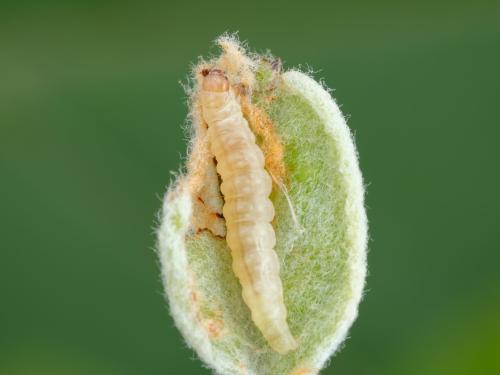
[1,1,499,374]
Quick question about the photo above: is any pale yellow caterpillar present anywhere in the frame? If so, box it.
[199,69,298,354]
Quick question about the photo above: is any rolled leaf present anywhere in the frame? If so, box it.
[158,36,368,375]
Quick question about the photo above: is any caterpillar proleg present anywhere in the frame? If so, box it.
[199,69,298,354]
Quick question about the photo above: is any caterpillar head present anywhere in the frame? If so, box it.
[201,69,229,92]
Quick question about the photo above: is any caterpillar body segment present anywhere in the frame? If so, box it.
[199,69,298,354]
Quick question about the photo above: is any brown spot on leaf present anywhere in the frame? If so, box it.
[237,362,247,375]
[233,83,249,98]
[204,318,224,339]
[188,273,226,341]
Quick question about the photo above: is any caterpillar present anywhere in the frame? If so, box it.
[199,69,298,354]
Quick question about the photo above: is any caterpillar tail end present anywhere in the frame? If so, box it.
[268,325,298,355]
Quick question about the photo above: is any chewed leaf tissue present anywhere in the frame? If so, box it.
[157,35,368,375]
